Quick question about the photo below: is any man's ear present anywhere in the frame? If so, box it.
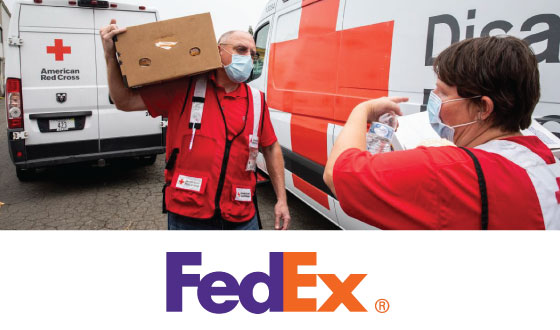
[479,96,494,120]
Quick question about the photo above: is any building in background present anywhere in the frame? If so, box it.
[1,0,11,96]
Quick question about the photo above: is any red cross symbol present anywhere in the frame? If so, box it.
[267,0,394,166]
[47,39,71,61]
[265,0,394,210]
[179,179,185,185]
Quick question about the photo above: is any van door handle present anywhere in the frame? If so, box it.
[29,111,93,119]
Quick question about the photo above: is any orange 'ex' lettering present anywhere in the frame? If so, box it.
[283,252,367,312]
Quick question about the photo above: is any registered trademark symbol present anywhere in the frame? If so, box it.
[375,299,390,313]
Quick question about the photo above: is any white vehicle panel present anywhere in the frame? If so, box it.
[93,12,161,140]
[20,32,97,88]
[334,201,378,230]
[24,112,100,145]
[260,0,277,20]
[19,30,99,145]
[268,108,292,151]
[343,0,560,108]
[19,5,94,29]
[4,1,165,172]
[274,0,301,13]
[329,123,341,162]
[274,6,301,43]
[93,9,156,29]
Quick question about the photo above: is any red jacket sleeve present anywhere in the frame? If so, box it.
[139,78,190,118]
[332,148,443,229]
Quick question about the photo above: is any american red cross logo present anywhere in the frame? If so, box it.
[47,39,71,61]
[179,179,185,185]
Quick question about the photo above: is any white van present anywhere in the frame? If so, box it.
[250,0,560,229]
[5,0,165,180]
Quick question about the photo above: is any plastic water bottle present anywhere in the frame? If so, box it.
[366,112,397,154]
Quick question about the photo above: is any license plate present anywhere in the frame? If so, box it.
[49,118,75,132]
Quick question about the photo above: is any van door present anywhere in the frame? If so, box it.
[93,9,161,153]
[250,20,272,173]
[331,0,397,229]
[19,5,100,158]
[264,0,340,226]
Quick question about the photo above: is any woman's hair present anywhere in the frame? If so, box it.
[434,36,540,132]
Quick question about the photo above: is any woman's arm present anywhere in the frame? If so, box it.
[323,97,407,197]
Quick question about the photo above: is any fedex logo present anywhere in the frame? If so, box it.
[166,252,367,314]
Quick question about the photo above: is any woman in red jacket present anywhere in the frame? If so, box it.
[324,36,560,230]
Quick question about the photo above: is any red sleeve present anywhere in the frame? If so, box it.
[332,148,443,229]
[139,78,189,118]
[259,99,278,148]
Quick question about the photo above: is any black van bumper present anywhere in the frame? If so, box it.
[8,132,165,169]
[14,146,165,169]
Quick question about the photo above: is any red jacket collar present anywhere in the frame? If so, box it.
[208,70,247,99]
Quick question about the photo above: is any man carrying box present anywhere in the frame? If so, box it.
[100,19,290,230]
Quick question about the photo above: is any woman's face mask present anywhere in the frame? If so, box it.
[427,91,482,142]
[220,46,253,83]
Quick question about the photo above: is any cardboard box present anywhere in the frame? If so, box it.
[114,13,222,88]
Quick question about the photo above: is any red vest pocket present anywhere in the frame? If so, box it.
[220,183,256,222]
[179,134,219,172]
[167,171,214,218]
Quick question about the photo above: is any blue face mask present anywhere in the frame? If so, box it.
[427,91,481,142]
[221,47,253,83]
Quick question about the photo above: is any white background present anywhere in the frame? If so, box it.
[1,231,559,329]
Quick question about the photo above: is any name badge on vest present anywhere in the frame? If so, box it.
[235,187,252,202]
[246,134,259,172]
[190,102,203,125]
[188,76,207,150]
[176,175,203,193]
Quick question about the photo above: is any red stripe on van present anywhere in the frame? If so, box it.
[293,174,330,210]
[291,115,329,166]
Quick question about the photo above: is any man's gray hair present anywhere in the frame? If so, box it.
[218,30,250,44]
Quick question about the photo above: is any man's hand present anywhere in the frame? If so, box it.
[262,141,291,230]
[274,200,290,230]
[100,19,127,60]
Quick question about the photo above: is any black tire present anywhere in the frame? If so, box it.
[16,168,36,182]
[138,154,157,166]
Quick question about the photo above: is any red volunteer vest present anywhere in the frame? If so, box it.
[164,74,264,222]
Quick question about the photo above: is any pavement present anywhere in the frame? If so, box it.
[0,99,339,230]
